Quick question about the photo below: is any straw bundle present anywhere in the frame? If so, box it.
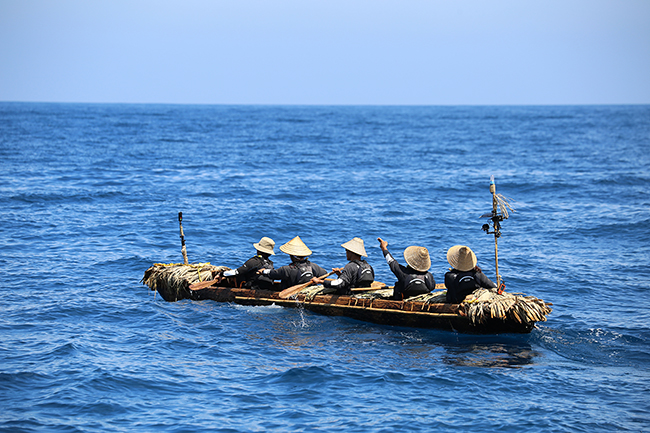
[300,285,337,301]
[352,288,394,299]
[141,263,230,300]
[494,193,516,220]
[464,288,552,326]
[404,291,448,304]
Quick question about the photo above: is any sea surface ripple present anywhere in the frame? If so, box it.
[1,102,649,432]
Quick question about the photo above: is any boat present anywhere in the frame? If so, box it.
[141,178,552,334]
[140,263,552,334]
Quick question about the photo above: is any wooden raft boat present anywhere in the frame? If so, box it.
[141,263,552,334]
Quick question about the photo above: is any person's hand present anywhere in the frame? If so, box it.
[332,267,343,276]
[257,269,264,274]
[311,277,323,285]
[377,237,388,251]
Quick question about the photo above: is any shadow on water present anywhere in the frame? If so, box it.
[417,330,539,369]
[215,301,649,373]
[446,340,538,368]
[236,302,541,370]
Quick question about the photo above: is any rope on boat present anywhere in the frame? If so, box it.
[152,262,212,267]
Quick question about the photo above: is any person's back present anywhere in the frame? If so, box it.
[222,237,275,289]
[234,254,275,289]
[260,236,327,290]
[377,237,435,300]
[444,245,496,303]
[350,259,374,288]
[313,237,375,295]
[394,263,435,298]
[284,259,325,286]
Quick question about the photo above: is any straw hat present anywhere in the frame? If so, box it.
[253,237,275,255]
[446,245,477,272]
[341,237,367,257]
[279,236,312,256]
[404,246,431,272]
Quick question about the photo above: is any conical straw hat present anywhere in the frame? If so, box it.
[404,246,431,272]
[279,236,312,256]
[446,245,477,272]
[341,237,367,257]
[253,237,275,255]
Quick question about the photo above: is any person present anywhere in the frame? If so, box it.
[444,245,497,303]
[258,236,328,290]
[377,237,436,300]
[311,237,374,295]
[221,237,276,290]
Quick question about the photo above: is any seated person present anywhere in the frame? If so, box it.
[258,236,327,290]
[377,237,436,300]
[221,237,276,290]
[444,245,497,303]
[311,237,374,295]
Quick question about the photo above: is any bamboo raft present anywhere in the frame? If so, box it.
[141,263,552,334]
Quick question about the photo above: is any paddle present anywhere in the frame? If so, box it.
[278,270,336,299]
[189,270,226,290]
[189,278,221,291]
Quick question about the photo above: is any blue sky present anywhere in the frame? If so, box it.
[1,0,649,105]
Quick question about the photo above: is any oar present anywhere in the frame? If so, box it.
[278,270,336,299]
[189,270,226,290]
[189,278,221,291]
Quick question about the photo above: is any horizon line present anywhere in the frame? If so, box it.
[2,100,649,108]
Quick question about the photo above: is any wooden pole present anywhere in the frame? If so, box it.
[490,176,501,286]
[178,212,189,265]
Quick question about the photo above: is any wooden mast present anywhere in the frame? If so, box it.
[489,176,501,286]
[178,212,189,265]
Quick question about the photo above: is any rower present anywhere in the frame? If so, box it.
[258,236,328,290]
[221,237,276,290]
[311,237,374,295]
[377,237,436,300]
[444,245,497,303]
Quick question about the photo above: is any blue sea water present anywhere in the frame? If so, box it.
[1,102,649,432]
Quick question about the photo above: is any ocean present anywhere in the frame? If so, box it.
[1,102,649,432]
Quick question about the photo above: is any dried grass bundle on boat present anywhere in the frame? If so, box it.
[352,288,394,299]
[301,285,337,301]
[141,263,230,300]
[404,291,448,304]
[463,288,552,326]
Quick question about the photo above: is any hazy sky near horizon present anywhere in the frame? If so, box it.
[1,0,649,105]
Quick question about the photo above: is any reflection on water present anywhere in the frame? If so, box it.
[395,330,540,369]
[441,341,538,368]
[238,303,542,370]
